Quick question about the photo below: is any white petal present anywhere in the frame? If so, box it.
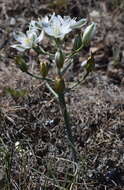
[29,20,37,30]
[11,44,26,52]
[42,16,49,23]
[44,26,54,37]
[57,15,64,24]
[50,12,55,21]
[14,32,26,43]
[70,19,86,29]
[52,16,61,27]
[26,30,36,39]
[36,30,44,43]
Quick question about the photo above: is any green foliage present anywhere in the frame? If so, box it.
[5,88,28,98]
[73,35,83,51]
[15,56,28,72]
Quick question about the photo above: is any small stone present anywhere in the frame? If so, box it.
[29,49,38,57]
[10,17,16,26]
[107,61,122,83]
[119,111,124,120]
[121,77,124,87]
[89,10,100,22]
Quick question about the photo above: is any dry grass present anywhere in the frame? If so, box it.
[0,0,124,189]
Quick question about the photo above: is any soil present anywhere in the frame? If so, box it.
[0,0,124,189]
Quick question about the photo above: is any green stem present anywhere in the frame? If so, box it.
[65,44,84,62]
[33,46,54,57]
[61,59,73,75]
[46,82,58,98]
[58,93,77,162]
[62,44,84,76]
[26,71,53,82]
[69,71,89,90]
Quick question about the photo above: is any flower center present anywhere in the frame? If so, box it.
[53,25,61,36]
[24,38,32,45]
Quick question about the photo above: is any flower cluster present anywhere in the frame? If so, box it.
[11,13,96,52]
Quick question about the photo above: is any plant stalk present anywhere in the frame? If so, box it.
[58,93,77,162]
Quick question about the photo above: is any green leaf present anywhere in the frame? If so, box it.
[73,35,83,51]
[15,55,29,72]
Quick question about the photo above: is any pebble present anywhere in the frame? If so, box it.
[89,10,101,22]
[10,17,16,26]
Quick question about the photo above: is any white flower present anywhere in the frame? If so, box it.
[40,13,86,39]
[42,15,71,39]
[11,29,44,52]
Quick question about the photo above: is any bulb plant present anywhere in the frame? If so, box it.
[11,13,96,163]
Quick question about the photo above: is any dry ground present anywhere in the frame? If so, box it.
[0,0,124,189]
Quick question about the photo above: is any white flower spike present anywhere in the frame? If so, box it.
[11,29,44,52]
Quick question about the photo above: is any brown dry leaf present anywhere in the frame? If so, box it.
[48,0,68,10]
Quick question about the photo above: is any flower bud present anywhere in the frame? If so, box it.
[73,35,82,51]
[15,56,28,72]
[85,53,95,72]
[55,50,64,69]
[54,76,65,94]
[40,62,49,78]
[82,23,96,47]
